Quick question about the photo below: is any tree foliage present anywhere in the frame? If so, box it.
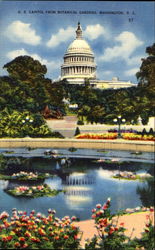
[136,43,155,121]
[3,56,47,83]
[2,56,65,113]
[136,43,155,92]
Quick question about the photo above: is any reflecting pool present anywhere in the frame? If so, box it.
[0,148,154,220]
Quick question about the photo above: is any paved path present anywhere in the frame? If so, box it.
[46,116,78,137]
[46,116,153,138]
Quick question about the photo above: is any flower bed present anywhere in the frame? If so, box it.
[122,133,155,141]
[0,209,80,249]
[76,133,117,140]
[0,200,154,249]
[5,184,63,198]
[75,132,155,141]
[0,171,52,181]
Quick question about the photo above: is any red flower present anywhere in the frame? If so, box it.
[96,204,102,209]
[22,244,28,248]
[31,237,40,243]
[64,235,69,239]
[0,211,9,220]
[54,236,59,240]
[2,237,8,242]
[38,228,46,236]
[19,237,25,242]
[24,231,31,237]
[108,227,115,235]
[74,235,78,240]
[92,209,96,213]
[102,204,108,210]
[99,218,107,226]
[71,216,77,221]
[146,223,151,227]
[14,242,21,248]
[7,235,13,241]
[2,235,13,242]
[120,222,124,227]
[43,237,49,241]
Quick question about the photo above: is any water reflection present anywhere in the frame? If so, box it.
[55,161,61,170]
[65,173,95,185]
[63,173,95,209]
[45,177,62,190]
[0,154,154,220]
[136,178,154,207]
[0,180,9,189]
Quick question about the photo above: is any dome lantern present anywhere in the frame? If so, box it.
[76,22,82,39]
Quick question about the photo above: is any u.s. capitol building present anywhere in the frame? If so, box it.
[61,22,135,89]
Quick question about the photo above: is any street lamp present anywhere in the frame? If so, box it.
[22,117,34,137]
[113,115,126,138]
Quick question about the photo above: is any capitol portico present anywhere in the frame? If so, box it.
[61,23,135,89]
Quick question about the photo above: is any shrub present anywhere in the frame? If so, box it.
[74,127,81,136]
[148,128,154,135]
[77,120,84,125]
[86,198,128,250]
[141,128,147,136]
[0,154,7,172]
[0,109,60,138]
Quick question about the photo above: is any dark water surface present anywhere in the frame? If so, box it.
[0,148,154,220]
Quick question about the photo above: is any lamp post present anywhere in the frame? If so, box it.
[113,115,126,139]
[22,116,33,137]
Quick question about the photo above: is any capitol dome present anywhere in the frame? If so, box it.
[66,39,93,55]
[61,22,96,83]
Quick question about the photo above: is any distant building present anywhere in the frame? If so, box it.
[61,23,135,89]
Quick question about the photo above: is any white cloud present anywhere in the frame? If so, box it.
[47,26,74,47]
[47,24,108,48]
[6,49,61,72]
[84,24,106,40]
[7,48,28,59]
[127,55,143,66]
[6,20,41,45]
[124,68,139,76]
[99,31,143,62]
[102,70,113,75]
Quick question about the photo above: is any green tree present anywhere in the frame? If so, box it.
[0,76,37,112]
[136,43,155,121]
[2,56,65,113]
[3,56,47,83]
[136,43,155,92]
[87,105,106,124]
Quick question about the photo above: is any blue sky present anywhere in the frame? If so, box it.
[0,1,154,83]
